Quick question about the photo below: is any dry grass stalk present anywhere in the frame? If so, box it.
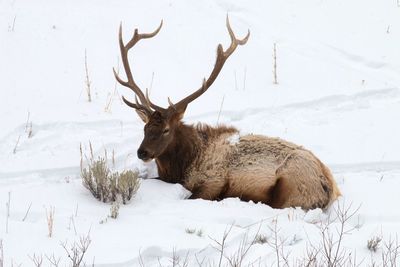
[104,58,120,112]
[216,95,225,125]
[0,240,4,267]
[138,250,146,267]
[8,15,16,32]
[242,67,247,91]
[110,200,120,219]
[25,111,33,138]
[149,71,155,94]
[273,43,278,85]
[46,206,55,238]
[84,49,92,102]
[234,70,238,90]
[75,203,79,217]
[5,192,11,233]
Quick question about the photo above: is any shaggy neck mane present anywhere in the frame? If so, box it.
[155,122,238,184]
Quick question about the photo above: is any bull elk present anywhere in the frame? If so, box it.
[114,17,341,209]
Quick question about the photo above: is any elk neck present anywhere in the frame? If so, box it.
[155,122,202,184]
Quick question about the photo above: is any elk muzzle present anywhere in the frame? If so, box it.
[137,147,151,161]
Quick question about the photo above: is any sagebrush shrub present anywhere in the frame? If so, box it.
[80,146,140,204]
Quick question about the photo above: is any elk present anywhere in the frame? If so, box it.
[114,17,341,210]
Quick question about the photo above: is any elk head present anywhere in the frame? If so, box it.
[114,17,250,162]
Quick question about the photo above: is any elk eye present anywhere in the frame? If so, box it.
[162,128,170,135]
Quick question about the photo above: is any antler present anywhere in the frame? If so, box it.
[113,21,165,115]
[115,17,249,118]
[172,16,250,112]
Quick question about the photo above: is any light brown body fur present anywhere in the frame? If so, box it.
[182,125,341,209]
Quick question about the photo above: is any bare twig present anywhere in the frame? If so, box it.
[22,202,32,221]
[13,135,21,154]
[381,236,400,267]
[267,219,290,267]
[29,254,43,267]
[209,224,234,267]
[226,226,261,267]
[68,215,78,235]
[194,253,206,267]
[61,233,91,267]
[45,254,61,267]
[312,202,361,267]
[171,247,179,267]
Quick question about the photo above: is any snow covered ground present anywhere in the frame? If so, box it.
[1,0,400,265]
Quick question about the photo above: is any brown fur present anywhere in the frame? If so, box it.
[149,120,341,210]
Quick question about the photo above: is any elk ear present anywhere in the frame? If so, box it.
[173,105,187,121]
[135,109,150,123]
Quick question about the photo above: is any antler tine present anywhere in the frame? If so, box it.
[224,16,250,57]
[121,96,152,116]
[173,16,250,112]
[145,89,167,113]
[126,21,163,50]
[114,21,163,113]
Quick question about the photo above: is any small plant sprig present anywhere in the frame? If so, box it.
[368,236,382,252]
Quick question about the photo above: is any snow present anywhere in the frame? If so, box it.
[1,0,400,265]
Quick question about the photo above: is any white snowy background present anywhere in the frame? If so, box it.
[1,0,400,265]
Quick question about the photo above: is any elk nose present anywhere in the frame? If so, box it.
[137,148,149,160]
